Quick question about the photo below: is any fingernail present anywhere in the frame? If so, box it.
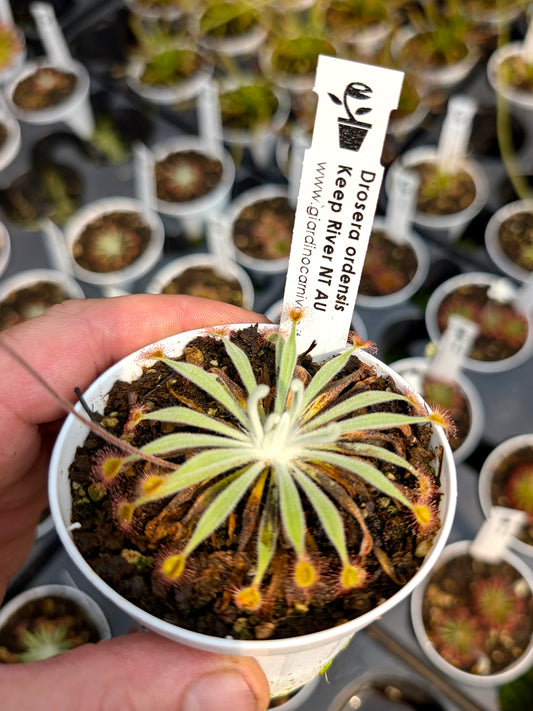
[182,670,258,711]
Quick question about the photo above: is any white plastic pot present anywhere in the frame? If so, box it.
[49,323,456,699]
[0,268,85,325]
[122,0,187,22]
[484,199,533,283]
[126,55,214,107]
[220,82,291,170]
[356,217,430,309]
[146,252,255,310]
[152,136,235,241]
[227,184,293,277]
[0,584,111,651]
[63,197,165,289]
[5,59,94,139]
[385,146,489,241]
[487,42,533,113]
[0,219,11,279]
[391,26,479,93]
[195,13,267,59]
[0,109,21,172]
[411,539,533,687]
[391,356,484,465]
[478,434,533,559]
[425,271,533,373]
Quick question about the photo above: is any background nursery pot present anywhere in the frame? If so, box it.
[0,583,111,664]
[63,197,165,290]
[146,252,255,309]
[479,434,533,559]
[410,539,533,687]
[484,199,533,283]
[49,322,456,699]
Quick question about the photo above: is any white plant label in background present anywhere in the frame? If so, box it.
[133,142,156,215]
[197,80,223,157]
[280,55,403,356]
[436,94,477,175]
[30,2,72,68]
[428,314,479,381]
[470,506,528,564]
[383,167,420,245]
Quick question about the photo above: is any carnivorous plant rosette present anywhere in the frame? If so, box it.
[69,311,453,637]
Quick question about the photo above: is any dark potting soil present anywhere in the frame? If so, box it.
[359,228,418,297]
[72,210,152,273]
[497,211,533,273]
[155,150,223,203]
[160,265,244,306]
[413,162,477,216]
[12,67,77,111]
[489,445,533,549]
[69,326,442,641]
[232,197,294,260]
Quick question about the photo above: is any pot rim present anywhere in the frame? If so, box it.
[49,322,456,657]
[487,41,533,110]
[410,539,533,686]
[0,583,111,644]
[62,196,165,287]
[0,267,85,303]
[478,433,533,558]
[390,356,485,465]
[484,198,533,283]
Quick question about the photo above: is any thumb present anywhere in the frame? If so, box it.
[1,631,271,711]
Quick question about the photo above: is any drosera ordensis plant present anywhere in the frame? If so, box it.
[95,310,452,609]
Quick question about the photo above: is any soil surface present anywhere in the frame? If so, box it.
[489,445,533,549]
[13,67,77,111]
[422,552,533,675]
[497,211,533,273]
[69,326,443,641]
[0,281,73,331]
[360,228,418,297]
[232,196,294,260]
[413,162,476,216]
[155,150,223,203]
[160,265,244,306]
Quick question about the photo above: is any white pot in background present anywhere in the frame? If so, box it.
[146,252,255,310]
[484,199,533,283]
[152,136,235,241]
[479,433,533,559]
[49,323,456,699]
[411,539,533,687]
[0,108,21,172]
[356,217,430,309]
[219,81,291,170]
[487,42,533,113]
[0,584,111,652]
[391,26,479,94]
[425,271,533,373]
[227,184,293,277]
[4,59,94,139]
[0,219,11,279]
[391,356,484,465]
[385,146,489,241]
[63,197,165,289]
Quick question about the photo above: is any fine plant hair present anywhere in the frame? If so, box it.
[0,312,452,610]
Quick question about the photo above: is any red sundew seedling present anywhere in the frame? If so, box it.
[432,607,484,668]
[472,575,526,631]
[505,463,533,522]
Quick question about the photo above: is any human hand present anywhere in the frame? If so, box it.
[0,294,270,711]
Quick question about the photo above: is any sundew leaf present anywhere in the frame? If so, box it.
[184,462,265,557]
[336,412,434,432]
[141,406,249,441]
[254,482,279,585]
[306,449,412,509]
[275,324,298,415]
[339,441,419,478]
[222,336,259,395]
[300,346,356,409]
[135,448,257,505]
[158,358,250,428]
[275,462,306,557]
[291,466,348,563]
[139,432,251,456]
[301,390,410,429]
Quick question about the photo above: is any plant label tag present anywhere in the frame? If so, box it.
[133,142,156,216]
[384,167,420,245]
[428,314,479,381]
[280,55,403,356]
[470,506,528,563]
[436,95,477,174]
[197,81,223,158]
[31,2,73,68]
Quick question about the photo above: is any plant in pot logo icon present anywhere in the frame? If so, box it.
[329,82,373,151]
